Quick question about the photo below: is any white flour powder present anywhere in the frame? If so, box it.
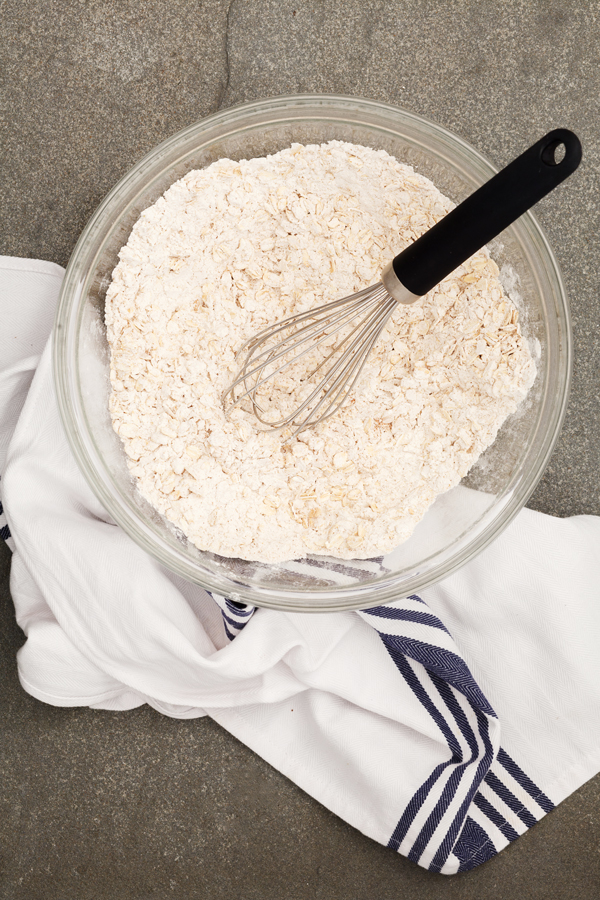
[105,141,536,562]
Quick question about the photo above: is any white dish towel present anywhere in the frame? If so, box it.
[2,255,600,875]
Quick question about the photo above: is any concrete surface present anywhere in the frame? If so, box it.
[1,0,600,897]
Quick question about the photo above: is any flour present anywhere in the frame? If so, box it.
[105,141,536,562]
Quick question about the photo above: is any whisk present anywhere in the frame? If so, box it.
[222,129,581,438]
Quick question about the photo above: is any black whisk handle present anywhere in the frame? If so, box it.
[391,128,582,297]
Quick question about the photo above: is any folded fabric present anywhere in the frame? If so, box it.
[2,255,600,874]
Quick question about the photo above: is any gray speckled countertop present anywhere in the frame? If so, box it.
[1,2,600,897]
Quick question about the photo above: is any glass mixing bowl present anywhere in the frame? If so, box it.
[53,95,571,612]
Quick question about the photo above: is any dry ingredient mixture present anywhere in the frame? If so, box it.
[105,141,536,562]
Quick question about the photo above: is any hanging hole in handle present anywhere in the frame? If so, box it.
[541,139,567,166]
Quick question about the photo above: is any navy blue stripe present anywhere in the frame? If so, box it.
[384,652,461,853]
[0,498,4,515]
[383,644,463,758]
[225,600,253,617]
[407,594,427,604]
[433,675,479,758]
[221,611,247,630]
[409,673,481,863]
[426,710,492,871]
[408,759,471,865]
[372,599,505,871]
[303,557,386,580]
[381,635,497,868]
[429,713,495,872]
[497,748,554,813]
[473,792,519,843]
[454,816,498,872]
[484,770,537,828]
[380,633,496,718]
[365,607,451,634]
[0,524,11,542]
[207,592,252,618]
[388,759,454,854]
[222,619,237,641]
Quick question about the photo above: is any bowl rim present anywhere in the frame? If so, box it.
[53,93,572,611]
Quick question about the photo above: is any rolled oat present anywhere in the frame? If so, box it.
[105,141,536,562]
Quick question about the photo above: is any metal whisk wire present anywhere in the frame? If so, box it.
[222,282,397,436]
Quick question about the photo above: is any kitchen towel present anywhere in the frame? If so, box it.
[2,255,600,874]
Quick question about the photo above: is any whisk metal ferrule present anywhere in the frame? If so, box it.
[381,261,422,305]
